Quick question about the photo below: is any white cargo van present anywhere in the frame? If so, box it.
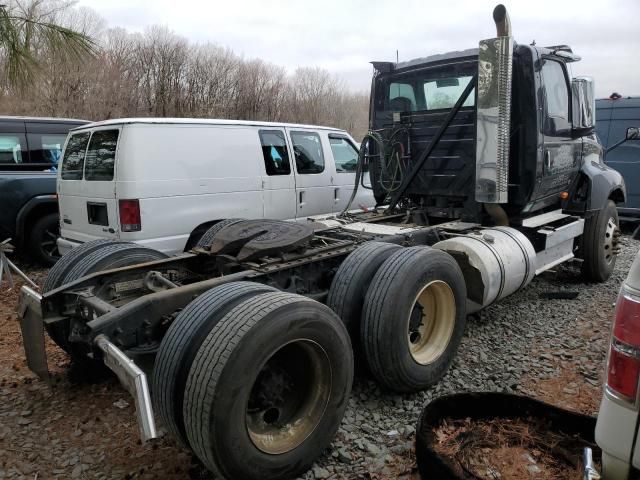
[56,118,372,255]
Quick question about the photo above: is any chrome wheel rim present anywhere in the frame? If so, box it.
[407,280,456,365]
[604,217,618,265]
[246,339,331,454]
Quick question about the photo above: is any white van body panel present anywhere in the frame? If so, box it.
[57,118,372,256]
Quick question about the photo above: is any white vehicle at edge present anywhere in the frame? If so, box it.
[596,234,640,479]
[56,118,372,256]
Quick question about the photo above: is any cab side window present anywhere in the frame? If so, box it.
[259,130,291,175]
[541,60,570,133]
[291,131,325,174]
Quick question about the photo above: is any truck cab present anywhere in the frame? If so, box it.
[368,44,625,225]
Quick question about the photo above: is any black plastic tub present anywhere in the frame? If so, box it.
[415,392,599,479]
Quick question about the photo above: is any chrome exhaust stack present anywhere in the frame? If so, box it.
[475,4,514,211]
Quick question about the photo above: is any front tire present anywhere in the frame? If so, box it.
[183,292,353,480]
[361,246,467,392]
[582,199,619,282]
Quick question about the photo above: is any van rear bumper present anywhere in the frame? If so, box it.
[57,236,82,256]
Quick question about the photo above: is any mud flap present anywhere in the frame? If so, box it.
[94,335,158,442]
[18,286,50,382]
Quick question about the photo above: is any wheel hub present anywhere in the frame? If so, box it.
[603,217,619,265]
[407,280,456,365]
[246,340,331,454]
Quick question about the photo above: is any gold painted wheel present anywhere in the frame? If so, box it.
[246,340,332,455]
[407,280,456,365]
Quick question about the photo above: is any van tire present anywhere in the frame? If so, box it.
[152,281,278,447]
[327,241,402,346]
[582,199,619,282]
[183,292,353,480]
[28,213,61,266]
[44,243,168,357]
[196,218,244,249]
[43,239,131,293]
[361,246,467,392]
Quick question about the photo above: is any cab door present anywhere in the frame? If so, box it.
[286,128,335,219]
[539,58,582,200]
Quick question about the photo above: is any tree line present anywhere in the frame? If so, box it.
[0,1,370,139]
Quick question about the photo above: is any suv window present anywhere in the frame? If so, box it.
[291,131,324,174]
[85,130,119,181]
[0,134,26,164]
[542,60,570,126]
[259,130,291,175]
[329,136,359,172]
[61,132,90,180]
[27,133,67,166]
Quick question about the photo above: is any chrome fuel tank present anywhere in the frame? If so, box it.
[434,227,536,313]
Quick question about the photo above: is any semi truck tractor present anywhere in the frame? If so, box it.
[17,5,630,480]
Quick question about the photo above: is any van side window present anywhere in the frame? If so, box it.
[27,133,67,166]
[329,136,359,172]
[0,134,26,164]
[61,132,90,180]
[85,130,119,181]
[291,131,325,174]
[541,59,570,132]
[259,130,291,175]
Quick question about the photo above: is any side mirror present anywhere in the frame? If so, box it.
[627,127,640,140]
[571,76,595,131]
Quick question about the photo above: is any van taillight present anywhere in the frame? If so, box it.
[119,199,141,232]
[606,288,640,404]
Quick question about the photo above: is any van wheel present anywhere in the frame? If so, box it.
[183,292,353,480]
[361,247,467,392]
[582,199,620,282]
[28,213,61,266]
[44,243,168,358]
[196,218,244,249]
[152,281,277,447]
[327,241,402,348]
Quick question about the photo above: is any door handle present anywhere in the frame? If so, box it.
[544,150,552,170]
[334,187,339,203]
[299,191,305,208]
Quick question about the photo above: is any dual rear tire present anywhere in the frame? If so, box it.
[328,242,467,392]
[153,284,353,480]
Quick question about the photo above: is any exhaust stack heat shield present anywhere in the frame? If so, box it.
[475,5,513,204]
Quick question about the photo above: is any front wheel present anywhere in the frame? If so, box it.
[581,199,620,282]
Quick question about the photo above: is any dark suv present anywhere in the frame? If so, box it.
[0,116,90,264]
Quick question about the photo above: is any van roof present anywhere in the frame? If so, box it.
[71,117,347,132]
[0,115,89,124]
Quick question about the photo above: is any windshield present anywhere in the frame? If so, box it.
[378,65,476,113]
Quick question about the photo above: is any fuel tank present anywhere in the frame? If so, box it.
[433,227,536,313]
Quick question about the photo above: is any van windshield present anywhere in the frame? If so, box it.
[61,132,90,180]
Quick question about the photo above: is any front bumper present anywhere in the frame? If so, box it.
[17,286,158,442]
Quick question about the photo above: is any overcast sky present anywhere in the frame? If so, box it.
[77,0,639,97]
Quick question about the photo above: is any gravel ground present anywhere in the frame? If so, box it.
[0,235,638,480]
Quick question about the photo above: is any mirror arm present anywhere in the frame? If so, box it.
[606,137,628,154]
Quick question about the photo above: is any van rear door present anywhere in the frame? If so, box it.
[58,128,121,243]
